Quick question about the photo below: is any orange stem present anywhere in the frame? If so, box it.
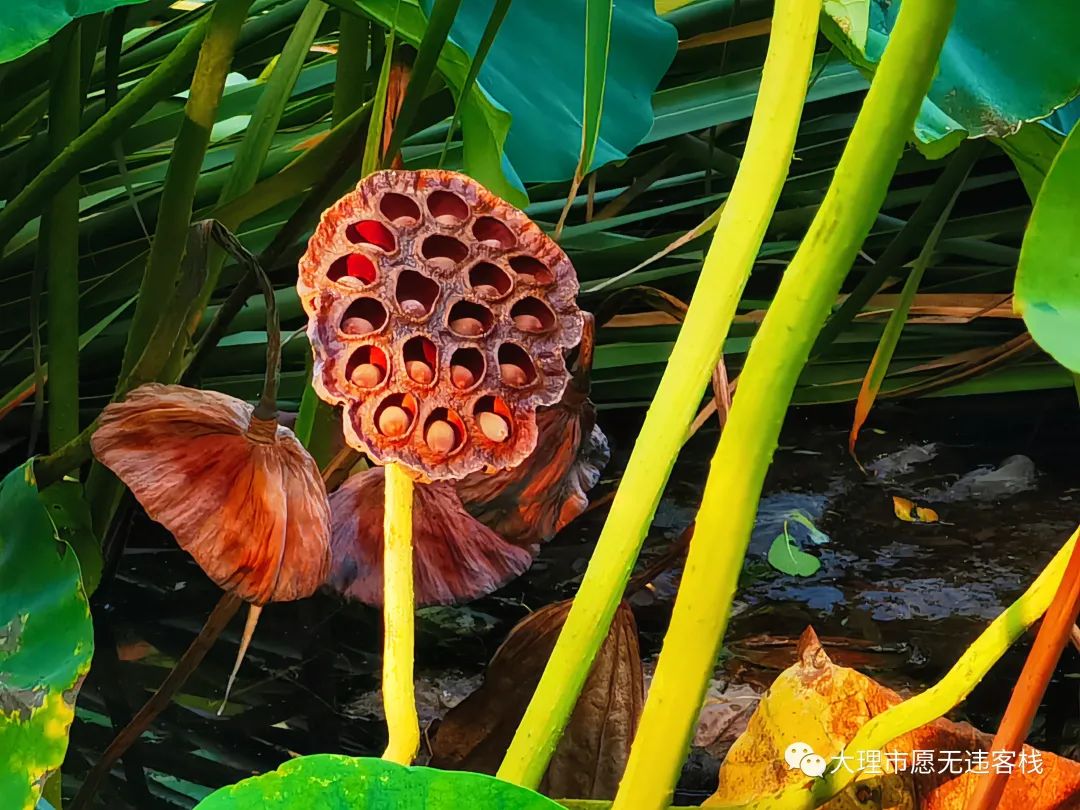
[967,540,1080,810]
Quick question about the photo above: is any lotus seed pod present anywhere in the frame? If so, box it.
[298,169,584,479]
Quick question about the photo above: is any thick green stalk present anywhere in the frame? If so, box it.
[334,11,371,122]
[44,22,83,452]
[118,0,253,378]
[496,0,821,787]
[0,16,210,254]
[612,2,957,807]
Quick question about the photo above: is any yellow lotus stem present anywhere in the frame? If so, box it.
[497,0,820,788]
[381,461,418,764]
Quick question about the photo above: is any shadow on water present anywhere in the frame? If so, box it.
[64,390,1080,807]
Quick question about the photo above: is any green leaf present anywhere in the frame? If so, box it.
[1015,122,1080,374]
[421,0,676,181]
[0,462,94,810]
[194,755,564,809]
[997,123,1065,201]
[767,523,821,578]
[823,0,1080,158]
[0,0,152,64]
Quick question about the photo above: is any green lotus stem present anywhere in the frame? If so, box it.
[44,22,83,452]
[610,2,956,808]
[497,0,820,788]
[118,0,253,379]
[381,462,419,764]
[0,16,210,254]
[334,12,372,121]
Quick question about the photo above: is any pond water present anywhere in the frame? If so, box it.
[63,390,1080,807]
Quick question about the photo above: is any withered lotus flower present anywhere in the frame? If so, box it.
[326,466,533,606]
[91,383,331,605]
[457,316,609,547]
[297,169,584,480]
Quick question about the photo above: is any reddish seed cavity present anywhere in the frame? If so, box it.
[346,254,376,282]
[478,412,510,442]
[481,239,502,249]
[406,360,434,384]
[500,363,528,386]
[513,314,544,332]
[473,284,499,298]
[435,214,460,227]
[451,317,485,337]
[348,221,396,251]
[400,299,426,318]
[342,316,375,335]
[425,420,458,454]
[351,363,383,387]
[378,406,411,437]
[451,365,477,389]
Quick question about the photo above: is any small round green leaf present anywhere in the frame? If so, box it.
[195,755,565,809]
[767,526,821,578]
[1015,122,1080,373]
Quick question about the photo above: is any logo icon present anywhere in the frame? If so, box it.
[784,742,827,777]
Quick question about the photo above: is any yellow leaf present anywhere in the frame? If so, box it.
[892,495,939,524]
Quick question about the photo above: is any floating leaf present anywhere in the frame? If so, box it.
[766,523,821,578]
[822,1,1080,157]
[892,495,940,524]
[0,463,94,810]
[430,600,643,799]
[1015,122,1080,374]
[195,754,563,809]
[707,628,1080,808]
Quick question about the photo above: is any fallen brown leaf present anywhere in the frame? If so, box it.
[430,600,643,799]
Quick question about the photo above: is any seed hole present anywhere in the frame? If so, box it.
[474,395,513,443]
[472,216,517,250]
[340,298,388,336]
[498,343,537,387]
[420,234,469,273]
[468,262,513,299]
[448,300,495,338]
[450,347,485,390]
[375,393,418,439]
[427,190,469,224]
[509,255,555,286]
[345,345,388,389]
[403,336,437,385]
[424,408,466,455]
[510,297,556,333]
[395,270,439,319]
[380,192,421,225]
[327,253,377,285]
[346,220,396,252]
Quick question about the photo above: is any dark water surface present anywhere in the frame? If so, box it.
[64,391,1080,807]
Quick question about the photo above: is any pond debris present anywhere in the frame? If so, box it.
[928,454,1039,503]
[297,169,585,480]
[326,466,534,606]
[892,495,941,524]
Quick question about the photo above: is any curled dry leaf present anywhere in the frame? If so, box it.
[327,466,534,606]
[91,384,331,605]
[430,600,644,800]
[456,387,609,547]
[707,627,1080,809]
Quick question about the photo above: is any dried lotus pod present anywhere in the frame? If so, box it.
[327,466,534,606]
[297,169,584,480]
[91,384,331,605]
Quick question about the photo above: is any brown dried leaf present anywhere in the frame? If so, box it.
[326,467,534,606]
[91,384,331,605]
[430,600,644,799]
[456,390,609,547]
[707,628,1080,809]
